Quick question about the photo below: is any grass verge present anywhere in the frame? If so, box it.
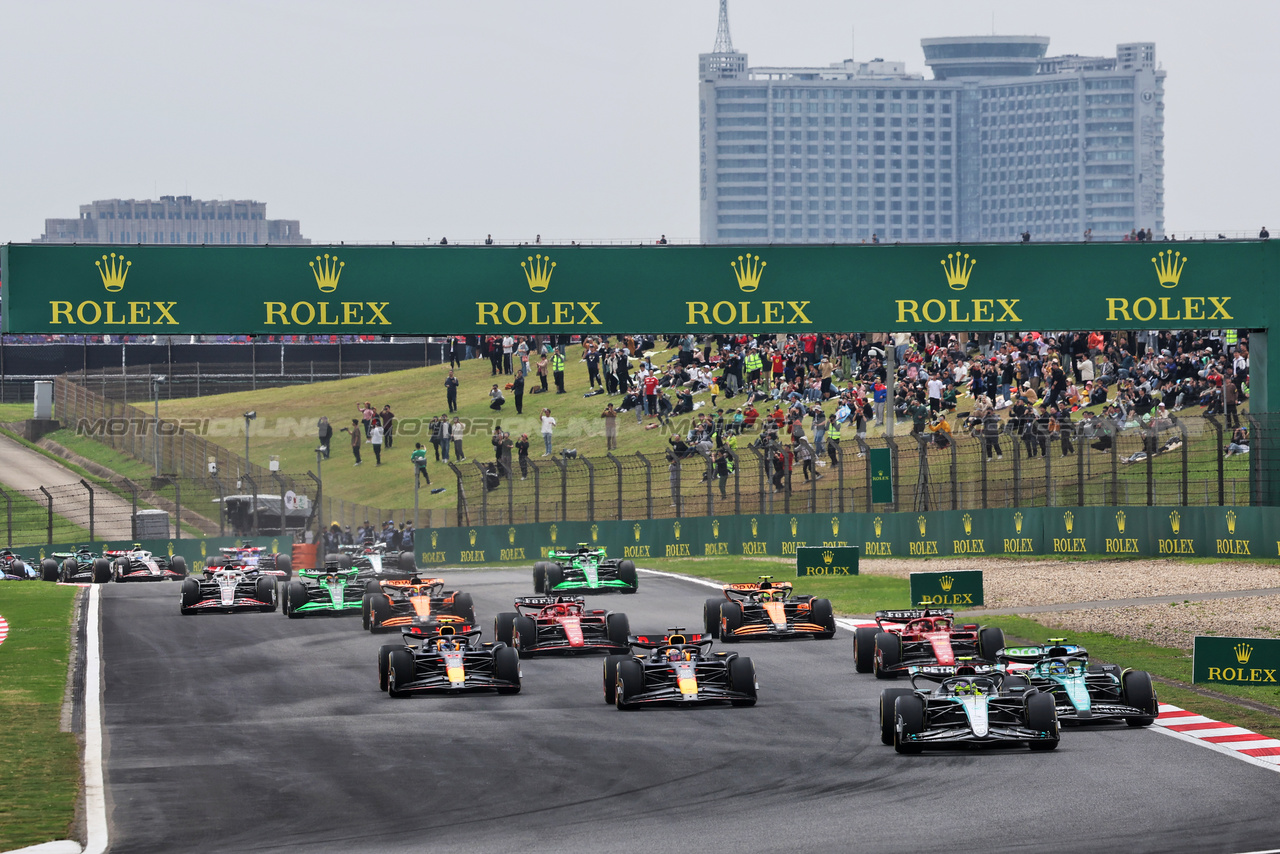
[0,583,80,850]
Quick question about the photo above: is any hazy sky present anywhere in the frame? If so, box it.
[3,0,1276,244]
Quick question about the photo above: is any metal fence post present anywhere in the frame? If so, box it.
[271,472,288,536]
[1011,426,1021,507]
[583,457,596,522]
[532,462,541,524]
[1206,414,1225,506]
[948,437,958,511]
[243,473,259,537]
[886,438,899,513]
[211,475,226,536]
[39,486,53,544]
[173,479,182,540]
[1145,425,1155,506]
[554,457,568,522]
[673,456,683,518]
[1044,435,1054,507]
[472,460,489,526]
[0,486,11,546]
[836,446,845,513]
[636,452,653,520]
[607,452,624,521]
[1110,429,1120,506]
[305,471,321,537]
[698,451,714,517]
[1174,416,1189,507]
[731,450,742,516]
[1076,427,1086,506]
[979,435,989,510]
[80,479,95,541]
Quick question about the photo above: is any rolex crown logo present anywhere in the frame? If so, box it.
[940,252,976,291]
[1152,250,1187,289]
[790,516,798,537]
[963,513,973,536]
[751,517,758,537]
[468,528,477,546]
[1169,510,1181,536]
[1226,510,1237,535]
[96,252,131,293]
[1014,511,1024,535]
[201,540,207,558]
[591,524,599,542]
[522,254,555,293]
[940,575,955,592]
[1115,510,1126,534]
[311,253,343,293]
[822,550,834,565]
[508,527,516,545]
[673,521,681,540]
[1235,643,1254,664]
[1064,510,1074,535]
[431,531,438,549]
[874,516,883,537]
[712,519,720,538]
[550,524,558,543]
[633,523,641,542]
[731,253,765,293]
[831,516,840,537]
[917,516,927,537]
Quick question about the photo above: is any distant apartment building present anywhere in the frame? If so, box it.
[699,4,1164,243]
[35,196,309,245]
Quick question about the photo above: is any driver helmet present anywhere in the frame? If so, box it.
[1048,660,1069,675]
[666,648,685,661]
[553,604,569,616]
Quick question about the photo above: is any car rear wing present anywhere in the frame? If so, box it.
[399,617,474,638]
[382,577,446,588]
[997,643,1085,663]
[875,608,954,623]
[629,631,708,648]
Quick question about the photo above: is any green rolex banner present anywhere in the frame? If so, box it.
[797,546,859,577]
[910,569,984,608]
[1193,636,1280,686]
[869,447,893,504]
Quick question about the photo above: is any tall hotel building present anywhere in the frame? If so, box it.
[699,4,1164,243]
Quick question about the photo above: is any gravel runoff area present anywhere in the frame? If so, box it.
[860,558,1280,651]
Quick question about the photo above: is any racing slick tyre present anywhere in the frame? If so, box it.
[979,626,1006,661]
[719,601,743,642]
[370,594,394,632]
[362,595,374,630]
[494,645,522,694]
[704,599,724,638]
[893,695,926,754]
[113,558,129,582]
[618,560,638,593]
[387,649,415,698]
[378,644,400,692]
[810,598,836,639]
[41,558,60,582]
[880,688,916,745]
[364,579,383,598]
[180,577,202,613]
[91,558,111,584]
[274,554,292,580]
[874,632,902,679]
[603,655,628,703]
[286,581,309,618]
[533,561,548,593]
[544,564,564,593]
[494,612,518,645]
[170,556,188,578]
[513,615,538,658]
[337,554,354,571]
[255,576,278,612]
[606,612,631,647]
[729,656,758,707]
[451,592,476,623]
[1025,691,1061,750]
[854,626,878,673]
[1002,674,1031,692]
[398,551,415,574]
[325,554,343,567]
[1122,670,1158,726]
[615,659,644,710]
[61,558,78,583]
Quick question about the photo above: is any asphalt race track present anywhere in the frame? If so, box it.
[100,570,1280,854]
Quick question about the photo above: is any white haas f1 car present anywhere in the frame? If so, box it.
[180,568,278,614]
[206,542,292,580]
[494,596,630,657]
[854,609,1005,679]
[107,545,188,582]
[880,663,1060,753]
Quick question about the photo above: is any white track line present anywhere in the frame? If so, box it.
[83,583,107,854]
[639,568,1280,775]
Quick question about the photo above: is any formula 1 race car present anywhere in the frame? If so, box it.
[338,541,417,579]
[494,596,630,657]
[362,577,476,633]
[602,630,757,710]
[283,565,363,618]
[703,576,835,641]
[44,548,112,583]
[379,625,521,697]
[853,609,1005,679]
[533,545,637,595]
[180,568,278,614]
[879,664,1060,753]
[205,541,292,580]
[106,545,188,582]
[997,639,1158,727]
[1,549,38,580]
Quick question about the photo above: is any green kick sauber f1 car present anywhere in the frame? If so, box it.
[283,566,364,618]
[533,545,638,595]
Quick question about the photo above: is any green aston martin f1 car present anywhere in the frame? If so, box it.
[533,544,637,595]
